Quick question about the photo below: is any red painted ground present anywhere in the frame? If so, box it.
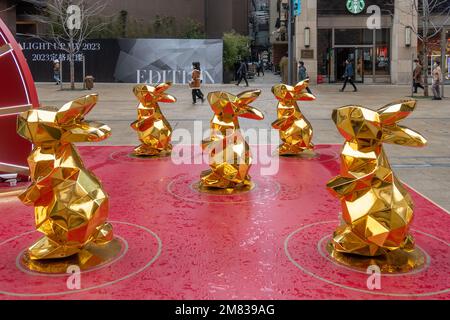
[0,145,449,300]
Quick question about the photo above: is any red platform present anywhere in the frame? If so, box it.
[0,145,449,300]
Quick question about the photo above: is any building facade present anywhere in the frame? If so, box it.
[0,0,17,34]
[269,0,289,70]
[104,0,249,39]
[249,0,270,55]
[294,0,449,85]
[0,0,250,39]
[0,0,46,35]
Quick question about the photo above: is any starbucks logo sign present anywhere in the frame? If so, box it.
[346,0,365,14]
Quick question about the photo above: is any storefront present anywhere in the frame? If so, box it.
[296,0,417,85]
[318,28,391,83]
[419,28,450,84]
[316,0,394,83]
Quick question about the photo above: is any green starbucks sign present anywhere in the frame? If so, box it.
[346,0,365,14]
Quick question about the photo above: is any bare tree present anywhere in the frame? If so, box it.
[0,4,16,13]
[25,0,109,90]
[389,0,450,96]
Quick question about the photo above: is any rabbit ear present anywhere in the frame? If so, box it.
[294,80,309,92]
[56,94,98,125]
[158,94,177,103]
[378,100,416,126]
[293,80,316,101]
[239,106,264,120]
[155,82,172,94]
[236,90,263,120]
[236,89,261,107]
[294,91,315,101]
[382,125,427,147]
[378,100,426,146]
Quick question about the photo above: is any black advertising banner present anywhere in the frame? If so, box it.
[18,38,119,82]
[0,300,439,319]
[17,37,223,84]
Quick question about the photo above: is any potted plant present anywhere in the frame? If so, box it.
[223,31,250,84]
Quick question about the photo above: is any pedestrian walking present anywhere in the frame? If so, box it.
[189,62,204,104]
[53,59,61,85]
[257,58,265,77]
[340,59,357,92]
[413,59,424,93]
[236,59,249,87]
[279,53,289,84]
[298,61,313,94]
[432,61,442,100]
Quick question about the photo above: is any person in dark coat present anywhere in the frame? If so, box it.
[298,61,312,94]
[413,59,424,93]
[257,59,265,77]
[340,59,357,92]
[236,60,249,87]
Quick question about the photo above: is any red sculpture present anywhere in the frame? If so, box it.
[0,18,38,180]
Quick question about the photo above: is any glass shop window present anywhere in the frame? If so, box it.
[375,29,390,75]
[317,29,332,77]
[334,29,373,46]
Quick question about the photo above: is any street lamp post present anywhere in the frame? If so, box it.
[287,0,294,85]
[441,28,446,98]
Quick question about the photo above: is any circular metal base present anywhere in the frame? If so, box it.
[326,241,426,274]
[20,238,123,274]
[128,151,171,159]
[192,181,256,195]
[277,150,318,159]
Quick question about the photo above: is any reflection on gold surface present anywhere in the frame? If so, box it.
[21,238,122,274]
[200,90,264,190]
[327,242,426,274]
[0,185,28,198]
[17,94,116,262]
[272,80,316,156]
[327,100,427,260]
[192,180,255,195]
[128,151,171,159]
[131,83,176,156]
[274,149,317,159]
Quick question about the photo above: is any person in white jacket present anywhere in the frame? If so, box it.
[432,61,442,100]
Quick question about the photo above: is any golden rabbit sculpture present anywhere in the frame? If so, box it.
[201,90,264,189]
[17,94,113,260]
[131,83,176,156]
[327,100,427,257]
[271,80,316,155]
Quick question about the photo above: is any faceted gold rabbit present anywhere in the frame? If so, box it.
[131,83,176,156]
[200,90,264,190]
[17,95,113,260]
[271,80,316,155]
[327,100,427,257]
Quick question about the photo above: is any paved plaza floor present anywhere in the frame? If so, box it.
[35,73,450,210]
